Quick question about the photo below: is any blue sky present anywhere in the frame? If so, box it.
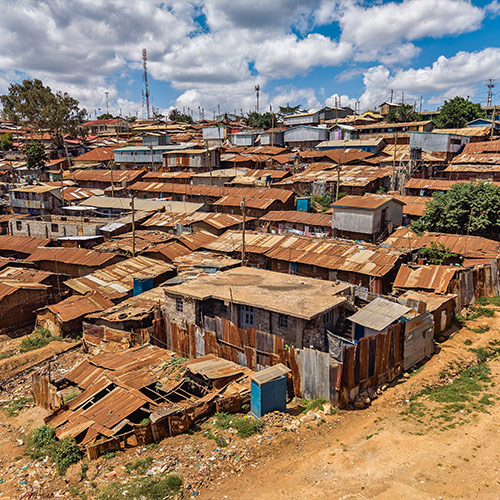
[1,0,500,118]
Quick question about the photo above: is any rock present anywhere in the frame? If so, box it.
[367,388,377,400]
[85,463,99,481]
[381,384,388,391]
[353,398,365,410]
[403,372,410,379]
[65,463,81,486]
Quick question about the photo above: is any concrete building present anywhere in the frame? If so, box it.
[163,266,352,350]
[332,194,404,242]
[83,118,131,135]
[9,185,62,216]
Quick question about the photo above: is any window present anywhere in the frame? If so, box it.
[240,305,254,328]
[290,262,298,275]
[323,310,333,327]
[176,298,183,313]
[16,221,22,231]
[51,223,59,233]
[278,314,288,329]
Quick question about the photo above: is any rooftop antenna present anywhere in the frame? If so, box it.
[142,48,151,119]
[255,85,260,113]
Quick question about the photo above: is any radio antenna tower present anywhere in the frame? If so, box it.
[486,79,495,107]
[255,85,260,113]
[142,48,151,119]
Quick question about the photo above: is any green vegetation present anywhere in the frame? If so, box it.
[278,104,304,116]
[300,398,328,413]
[387,103,422,123]
[20,327,59,352]
[434,96,485,129]
[1,396,33,417]
[97,474,183,500]
[0,350,14,360]
[24,141,47,170]
[456,306,494,324]
[470,325,490,334]
[476,296,500,307]
[413,182,500,237]
[168,108,193,124]
[213,412,264,438]
[27,425,83,474]
[0,132,13,151]
[245,111,277,129]
[420,242,458,265]
[311,193,332,212]
[125,457,153,475]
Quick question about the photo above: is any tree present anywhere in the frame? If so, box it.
[0,133,13,151]
[278,104,304,116]
[412,182,500,238]
[0,79,87,152]
[97,113,113,120]
[24,141,47,169]
[434,96,485,129]
[245,112,277,129]
[420,242,458,265]
[387,104,421,123]
[168,108,193,124]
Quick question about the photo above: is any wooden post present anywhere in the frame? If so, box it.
[336,163,341,201]
[491,105,496,140]
[391,129,398,191]
[131,196,136,257]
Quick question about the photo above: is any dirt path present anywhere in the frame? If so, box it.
[201,311,500,500]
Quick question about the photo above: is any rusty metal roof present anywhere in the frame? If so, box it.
[184,354,246,380]
[46,292,114,323]
[26,247,118,267]
[404,178,457,191]
[385,227,500,258]
[332,194,404,209]
[392,195,431,216]
[142,241,192,261]
[143,212,248,231]
[204,231,401,277]
[213,195,276,209]
[259,210,331,226]
[432,126,491,136]
[65,256,174,299]
[348,297,411,331]
[66,169,144,183]
[393,264,459,293]
[462,140,500,154]
[0,235,50,255]
[177,232,217,251]
[129,182,294,204]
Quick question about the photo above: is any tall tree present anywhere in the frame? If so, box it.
[24,141,47,170]
[278,104,304,116]
[245,112,277,129]
[0,79,87,152]
[168,108,193,124]
[434,96,485,128]
[387,104,421,123]
[412,182,500,238]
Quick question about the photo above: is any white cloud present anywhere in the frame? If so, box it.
[325,93,357,109]
[270,86,320,111]
[358,66,392,110]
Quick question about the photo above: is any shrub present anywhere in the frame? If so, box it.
[20,327,59,352]
[97,474,183,500]
[213,412,264,438]
[1,396,33,417]
[300,398,327,413]
[53,437,83,474]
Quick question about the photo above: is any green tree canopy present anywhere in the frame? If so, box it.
[412,182,500,238]
[24,141,47,170]
[278,104,304,116]
[387,104,422,123]
[245,112,277,129]
[0,133,13,151]
[0,79,87,150]
[434,96,485,128]
[168,108,193,124]
[97,113,113,120]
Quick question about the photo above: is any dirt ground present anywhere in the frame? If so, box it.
[0,310,500,499]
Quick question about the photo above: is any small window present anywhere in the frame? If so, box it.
[323,310,333,327]
[176,298,183,313]
[290,262,298,275]
[278,313,288,329]
[16,221,22,231]
[51,223,59,233]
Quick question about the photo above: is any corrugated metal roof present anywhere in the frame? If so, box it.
[142,241,192,261]
[332,194,404,209]
[65,256,174,299]
[79,196,204,213]
[26,247,117,267]
[0,235,50,255]
[393,264,459,293]
[392,195,431,216]
[66,169,144,183]
[212,195,275,209]
[46,292,114,323]
[204,231,401,277]
[259,210,331,226]
[432,126,491,137]
[184,354,246,380]
[348,297,411,331]
[250,363,290,385]
[385,227,500,259]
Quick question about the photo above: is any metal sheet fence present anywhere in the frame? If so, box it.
[151,310,421,408]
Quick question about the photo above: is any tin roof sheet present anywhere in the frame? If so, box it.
[26,247,117,267]
[46,292,114,323]
[0,235,50,255]
[348,297,411,331]
[392,195,431,216]
[259,210,332,226]
[393,264,459,293]
[332,194,404,209]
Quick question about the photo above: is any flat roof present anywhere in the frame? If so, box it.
[79,196,204,213]
[164,266,349,320]
[348,297,411,331]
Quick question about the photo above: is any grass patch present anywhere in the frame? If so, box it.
[464,339,473,346]
[300,398,328,413]
[470,326,490,334]
[19,327,59,353]
[63,387,80,403]
[476,296,500,307]
[26,425,83,474]
[1,396,33,417]
[125,457,154,475]
[456,306,494,324]
[213,412,264,438]
[97,474,183,500]
[0,351,14,360]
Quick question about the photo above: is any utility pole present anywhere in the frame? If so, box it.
[131,196,136,257]
[390,89,394,103]
[334,96,338,124]
[487,79,495,107]
[142,48,150,119]
[110,161,115,197]
[336,163,341,201]
[270,104,274,147]
[255,85,260,113]
[241,198,246,265]
[391,129,398,191]
[150,145,155,171]
[105,91,109,115]
[401,91,405,105]
[491,105,496,140]
[420,96,423,113]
